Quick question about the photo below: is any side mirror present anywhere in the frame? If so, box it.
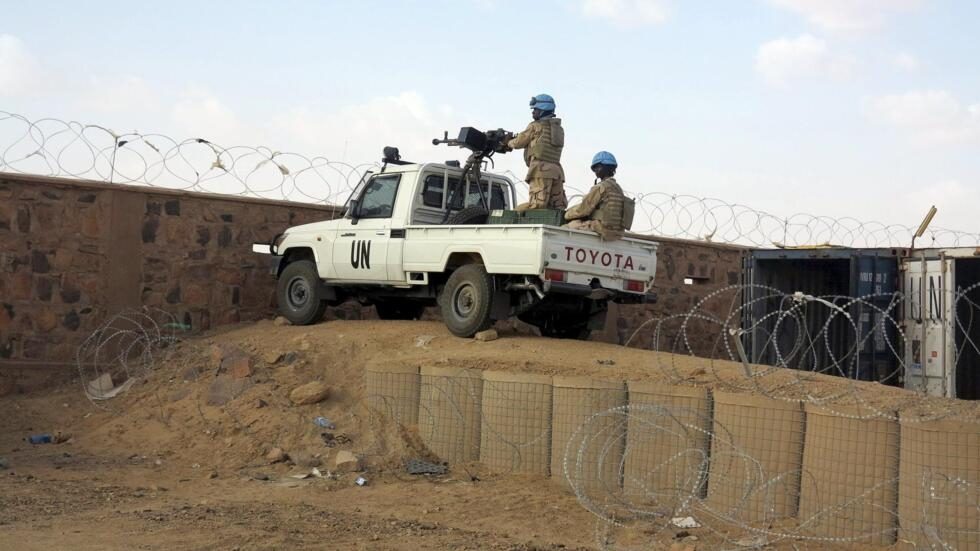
[348,199,361,225]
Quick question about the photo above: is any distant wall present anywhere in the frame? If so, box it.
[0,172,745,376]
[594,237,746,357]
[0,173,339,371]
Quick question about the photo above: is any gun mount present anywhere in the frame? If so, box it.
[432,127,514,219]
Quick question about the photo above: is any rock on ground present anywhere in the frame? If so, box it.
[473,329,498,342]
[289,382,330,405]
[332,450,363,473]
[266,447,287,464]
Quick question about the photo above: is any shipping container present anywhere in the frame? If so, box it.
[901,248,980,399]
[741,248,903,384]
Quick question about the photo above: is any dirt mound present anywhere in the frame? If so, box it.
[60,318,976,479]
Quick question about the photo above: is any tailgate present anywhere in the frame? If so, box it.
[543,228,657,287]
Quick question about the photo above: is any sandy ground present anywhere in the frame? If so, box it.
[0,319,942,550]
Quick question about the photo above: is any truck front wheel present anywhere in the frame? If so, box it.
[439,264,495,337]
[276,260,327,325]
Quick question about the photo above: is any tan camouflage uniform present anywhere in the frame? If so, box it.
[564,176,627,241]
[507,116,567,211]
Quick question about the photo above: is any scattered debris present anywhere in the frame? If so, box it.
[332,450,363,473]
[28,434,52,444]
[670,517,701,529]
[254,398,268,409]
[313,416,335,429]
[266,447,288,464]
[289,381,331,405]
[473,329,498,342]
[320,432,351,447]
[85,372,136,400]
[596,359,616,366]
[405,458,448,476]
[354,476,368,486]
[414,335,435,348]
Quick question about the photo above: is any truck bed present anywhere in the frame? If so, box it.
[401,224,657,287]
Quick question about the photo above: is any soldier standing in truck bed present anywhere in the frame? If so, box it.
[507,94,567,211]
[564,151,633,241]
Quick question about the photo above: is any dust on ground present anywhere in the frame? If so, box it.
[0,319,946,550]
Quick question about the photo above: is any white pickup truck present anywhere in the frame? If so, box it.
[252,160,658,339]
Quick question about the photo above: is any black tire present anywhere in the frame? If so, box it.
[375,299,426,320]
[438,264,495,337]
[276,260,327,325]
[446,206,489,225]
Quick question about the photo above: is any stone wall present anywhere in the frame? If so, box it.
[0,172,745,374]
[0,173,339,369]
[593,237,746,357]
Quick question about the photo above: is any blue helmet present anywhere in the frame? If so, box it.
[529,93,556,112]
[591,151,618,168]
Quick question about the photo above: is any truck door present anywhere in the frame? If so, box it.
[904,255,954,397]
[331,173,400,282]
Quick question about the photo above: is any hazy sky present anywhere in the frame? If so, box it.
[1,0,978,232]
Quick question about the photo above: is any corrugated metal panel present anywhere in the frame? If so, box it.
[743,248,901,384]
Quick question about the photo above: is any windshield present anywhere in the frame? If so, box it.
[343,170,374,215]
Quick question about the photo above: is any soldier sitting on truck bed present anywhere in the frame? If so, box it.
[564,151,634,241]
[506,93,568,211]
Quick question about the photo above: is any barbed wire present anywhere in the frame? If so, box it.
[0,110,371,206]
[76,307,181,409]
[3,109,977,248]
[357,285,980,549]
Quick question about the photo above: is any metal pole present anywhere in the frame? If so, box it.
[919,251,928,393]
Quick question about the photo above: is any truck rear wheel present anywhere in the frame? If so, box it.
[439,264,495,337]
[375,299,426,320]
[277,260,327,325]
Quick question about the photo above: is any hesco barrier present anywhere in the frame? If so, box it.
[365,360,420,425]
[622,383,712,506]
[418,366,483,465]
[706,392,805,523]
[798,405,899,545]
[551,376,627,493]
[363,365,980,547]
[479,371,553,475]
[898,416,980,550]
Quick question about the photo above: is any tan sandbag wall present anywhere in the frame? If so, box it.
[418,366,483,464]
[898,416,980,550]
[364,361,420,425]
[362,363,980,546]
[550,376,627,493]
[798,405,899,545]
[479,371,554,475]
[705,392,805,523]
[623,383,712,504]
